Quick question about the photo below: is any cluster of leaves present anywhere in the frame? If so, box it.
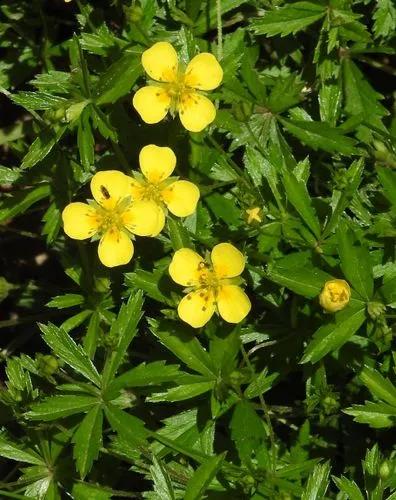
[0,0,395,498]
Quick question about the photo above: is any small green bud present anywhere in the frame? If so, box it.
[65,100,89,123]
[37,355,59,376]
[379,460,391,480]
[129,5,143,22]
[367,301,386,320]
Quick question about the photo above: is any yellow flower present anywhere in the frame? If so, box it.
[169,243,251,328]
[319,279,351,313]
[246,207,262,224]
[127,144,200,234]
[62,170,164,268]
[133,42,223,132]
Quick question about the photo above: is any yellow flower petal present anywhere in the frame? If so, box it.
[179,93,216,132]
[90,170,131,210]
[178,289,215,328]
[319,279,351,313]
[141,42,178,82]
[217,285,251,323]
[62,202,100,240]
[121,200,165,236]
[98,228,134,268]
[211,243,245,279]
[133,86,171,124]
[128,177,145,201]
[184,53,223,91]
[169,248,204,286]
[162,180,200,217]
[139,144,176,184]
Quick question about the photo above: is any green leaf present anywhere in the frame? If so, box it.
[109,361,182,394]
[0,434,44,465]
[280,119,358,155]
[184,453,226,500]
[77,106,94,170]
[344,401,396,429]
[376,165,396,207]
[0,184,50,224]
[149,320,216,378]
[323,159,364,238]
[21,127,66,169]
[230,400,266,464]
[250,2,326,37]
[373,0,396,38]
[301,307,366,364]
[244,368,278,399]
[148,380,215,402]
[26,395,99,421]
[72,483,112,500]
[167,217,192,250]
[104,404,149,446]
[150,454,176,500]
[342,59,387,120]
[125,268,174,305]
[267,254,333,299]
[95,51,141,105]
[337,220,374,300]
[282,168,321,238]
[46,294,84,309]
[40,323,101,386]
[72,404,103,478]
[359,365,396,407]
[302,462,330,500]
[102,291,143,386]
[10,91,67,111]
[332,475,365,500]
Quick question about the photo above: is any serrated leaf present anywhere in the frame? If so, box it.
[282,168,321,238]
[281,118,358,155]
[302,462,330,500]
[344,401,396,428]
[109,361,182,394]
[251,2,326,37]
[230,400,266,464]
[26,395,98,421]
[0,185,50,223]
[184,453,225,500]
[332,475,365,500]
[359,365,396,407]
[149,320,216,378]
[337,220,374,300]
[21,127,66,169]
[95,52,141,105]
[244,368,278,399]
[46,294,84,309]
[101,291,143,386]
[301,307,366,364]
[148,380,215,402]
[150,454,176,500]
[72,404,103,478]
[373,0,396,38]
[40,323,101,386]
[0,434,44,465]
[124,269,174,305]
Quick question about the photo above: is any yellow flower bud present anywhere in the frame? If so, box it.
[319,279,351,313]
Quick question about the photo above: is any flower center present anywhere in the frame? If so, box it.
[96,203,126,234]
[161,70,197,113]
[139,181,164,204]
[328,285,348,303]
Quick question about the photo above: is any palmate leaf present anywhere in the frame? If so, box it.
[250,2,326,37]
[344,401,396,429]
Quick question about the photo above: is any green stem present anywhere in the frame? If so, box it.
[240,344,277,473]
[216,0,223,60]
